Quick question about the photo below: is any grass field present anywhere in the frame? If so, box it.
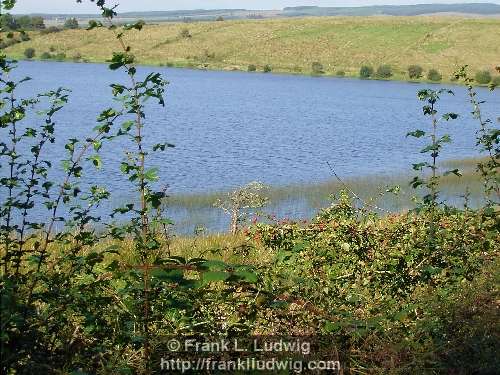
[4,16,500,81]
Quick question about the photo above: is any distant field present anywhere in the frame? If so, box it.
[4,16,500,80]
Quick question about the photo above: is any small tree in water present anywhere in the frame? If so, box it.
[214,181,269,234]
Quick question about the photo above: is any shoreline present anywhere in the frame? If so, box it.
[9,56,494,87]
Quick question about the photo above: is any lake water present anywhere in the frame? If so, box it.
[4,61,500,233]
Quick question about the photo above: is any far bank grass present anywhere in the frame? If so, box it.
[4,16,500,82]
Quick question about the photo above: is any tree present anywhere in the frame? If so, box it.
[427,69,442,82]
[475,70,492,84]
[0,14,19,30]
[376,64,393,79]
[408,65,423,79]
[64,18,79,29]
[23,47,35,59]
[214,181,269,234]
[359,65,374,78]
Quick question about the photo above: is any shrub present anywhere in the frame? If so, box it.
[20,32,30,42]
[216,16,224,22]
[492,76,500,87]
[40,26,60,35]
[263,64,272,73]
[311,61,324,74]
[49,46,56,52]
[72,52,82,62]
[64,18,79,29]
[247,64,257,72]
[179,28,191,38]
[54,52,66,61]
[427,69,442,81]
[336,70,346,77]
[359,65,374,78]
[408,64,423,79]
[40,51,51,59]
[166,62,174,67]
[475,70,492,84]
[23,47,35,59]
[376,64,393,79]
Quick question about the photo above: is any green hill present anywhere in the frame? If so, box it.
[4,16,500,81]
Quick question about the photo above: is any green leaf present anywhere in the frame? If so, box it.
[406,130,426,138]
[144,168,159,182]
[202,271,230,283]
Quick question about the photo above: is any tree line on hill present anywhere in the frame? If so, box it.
[0,14,79,31]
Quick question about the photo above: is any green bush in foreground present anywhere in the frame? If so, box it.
[427,68,442,81]
[475,70,492,84]
[407,64,423,79]
[359,65,374,78]
[23,47,35,59]
[376,64,393,79]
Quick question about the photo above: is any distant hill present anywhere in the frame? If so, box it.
[283,3,500,17]
[17,3,500,25]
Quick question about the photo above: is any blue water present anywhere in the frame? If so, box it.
[2,61,499,233]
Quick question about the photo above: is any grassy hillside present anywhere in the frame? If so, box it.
[4,16,500,80]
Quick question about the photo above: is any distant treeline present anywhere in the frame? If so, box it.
[0,14,45,30]
[283,3,500,17]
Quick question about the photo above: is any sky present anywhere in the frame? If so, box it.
[7,0,500,14]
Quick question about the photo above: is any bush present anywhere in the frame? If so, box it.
[23,47,35,59]
[311,61,324,74]
[20,32,30,42]
[179,28,191,38]
[475,70,492,84]
[54,52,66,61]
[263,64,272,73]
[408,64,423,79]
[336,70,346,77]
[216,16,224,22]
[49,46,56,52]
[40,52,52,60]
[72,52,82,62]
[492,76,500,87]
[247,64,257,72]
[427,69,442,81]
[166,62,174,67]
[376,64,393,79]
[359,65,374,79]
[40,26,61,35]
[64,18,79,29]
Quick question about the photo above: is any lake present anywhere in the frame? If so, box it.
[5,61,500,233]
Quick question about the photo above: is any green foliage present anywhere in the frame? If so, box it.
[492,75,500,87]
[427,68,442,81]
[311,61,324,74]
[40,51,51,59]
[0,13,45,31]
[475,69,492,84]
[63,17,79,29]
[376,64,393,78]
[263,64,272,73]
[179,27,191,38]
[407,64,423,79]
[336,70,345,76]
[247,63,256,72]
[40,26,61,35]
[359,65,374,78]
[23,47,35,59]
